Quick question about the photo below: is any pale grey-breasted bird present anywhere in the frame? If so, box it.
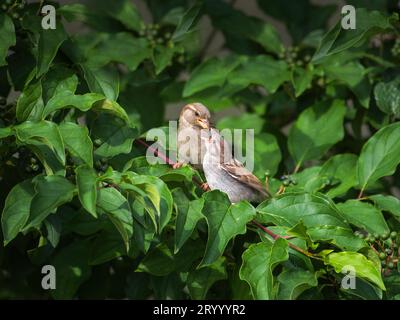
[175,102,211,170]
[202,129,268,203]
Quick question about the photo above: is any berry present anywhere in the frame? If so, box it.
[388,262,395,269]
[283,180,290,187]
[379,252,386,260]
[390,231,397,239]
[382,231,390,240]
[385,248,392,255]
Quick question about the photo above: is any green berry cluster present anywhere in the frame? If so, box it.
[280,175,297,186]
[391,38,400,58]
[139,23,186,66]
[278,46,311,69]
[139,23,173,49]
[354,230,399,275]
[14,147,42,174]
[1,0,26,21]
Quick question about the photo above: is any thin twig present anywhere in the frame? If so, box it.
[134,138,315,259]
[251,221,320,259]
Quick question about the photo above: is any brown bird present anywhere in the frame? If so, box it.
[175,102,211,171]
[202,129,268,203]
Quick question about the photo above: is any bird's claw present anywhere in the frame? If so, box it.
[172,162,184,169]
[200,182,210,191]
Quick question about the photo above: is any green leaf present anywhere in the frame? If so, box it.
[323,58,370,108]
[89,231,125,265]
[0,126,12,139]
[257,192,366,251]
[277,268,319,300]
[188,257,227,300]
[0,13,16,66]
[228,55,290,94]
[357,122,400,191]
[36,21,68,77]
[369,194,400,218]
[97,188,133,251]
[136,243,175,276]
[14,120,65,175]
[288,100,346,166]
[1,179,36,245]
[337,200,389,235]
[205,0,283,54]
[43,92,104,119]
[92,114,137,158]
[240,239,289,299]
[23,176,75,231]
[59,122,93,167]
[183,55,242,97]
[172,2,202,42]
[51,240,92,299]
[92,99,130,124]
[313,8,395,62]
[252,133,282,178]
[16,79,43,122]
[173,188,204,253]
[75,165,98,218]
[91,0,143,31]
[81,64,119,101]
[200,191,256,267]
[325,251,385,290]
[217,113,265,134]
[152,45,175,75]
[374,77,400,117]
[291,64,314,97]
[86,33,151,71]
[319,154,358,198]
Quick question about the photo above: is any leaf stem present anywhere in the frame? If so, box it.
[134,139,208,190]
[251,220,320,259]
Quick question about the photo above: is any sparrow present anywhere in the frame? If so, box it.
[202,129,268,203]
[175,102,211,170]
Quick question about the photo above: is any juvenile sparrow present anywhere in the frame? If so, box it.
[175,102,211,170]
[202,129,268,203]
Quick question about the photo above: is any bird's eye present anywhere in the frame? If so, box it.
[195,111,200,116]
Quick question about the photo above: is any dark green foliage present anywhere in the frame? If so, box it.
[1,0,400,300]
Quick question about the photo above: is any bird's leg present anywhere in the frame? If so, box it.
[265,176,270,194]
[276,185,286,195]
[200,182,210,191]
[172,162,184,169]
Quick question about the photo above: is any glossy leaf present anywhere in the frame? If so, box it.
[0,13,16,66]
[187,257,227,300]
[97,188,133,251]
[24,175,75,230]
[240,239,289,299]
[1,179,36,245]
[325,251,385,290]
[337,200,389,235]
[357,122,400,191]
[59,122,93,167]
[76,165,98,218]
[288,100,346,165]
[200,191,256,267]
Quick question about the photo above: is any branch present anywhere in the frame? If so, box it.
[134,138,316,259]
[134,139,207,190]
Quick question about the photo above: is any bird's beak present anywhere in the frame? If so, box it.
[196,118,209,129]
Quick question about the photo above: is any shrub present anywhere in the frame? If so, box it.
[0,0,400,300]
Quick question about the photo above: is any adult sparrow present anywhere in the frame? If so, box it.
[175,102,211,170]
[202,129,268,203]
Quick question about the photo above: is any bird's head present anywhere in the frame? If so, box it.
[179,102,211,130]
